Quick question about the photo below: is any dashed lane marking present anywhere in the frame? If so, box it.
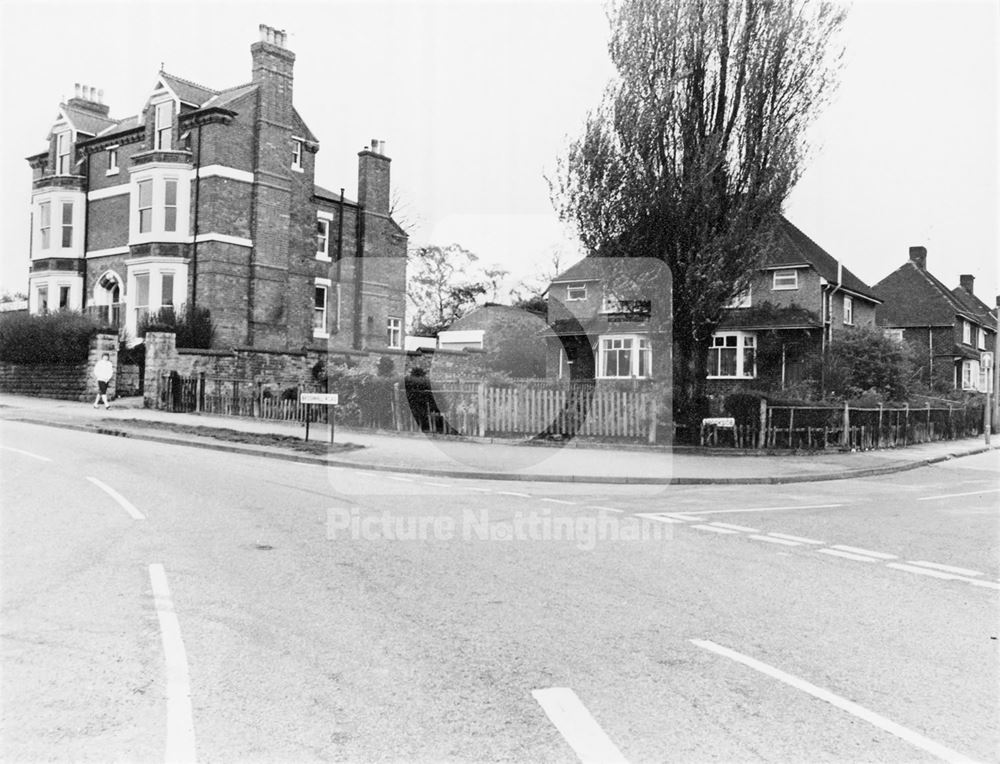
[817,548,881,563]
[888,563,1000,590]
[830,545,897,560]
[635,513,684,524]
[498,491,532,498]
[691,524,739,534]
[149,564,197,764]
[423,482,452,488]
[918,488,1000,501]
[675,503,845,515]
[588,506,624,513]
[767,532,824,545]
[86,476,145,520]
[708,522,760,533]
[385,476,413,482]
[749,534,800,546]
[908,561,983,577]
[540,498,577,505]
[692,639,980,764]
[0,445,52,462]
[532,687,629,764]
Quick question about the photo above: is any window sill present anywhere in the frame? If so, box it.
[707,376,757,380]
[292,165,304,173]
[315,254,332,262]
[771,285,798,291]
[313,330,329,339]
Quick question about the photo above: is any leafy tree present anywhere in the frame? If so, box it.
[553,0,845,434]
[407,244,487,335]
[821,326,914,401]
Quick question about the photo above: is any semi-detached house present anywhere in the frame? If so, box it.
[26,25,407,353]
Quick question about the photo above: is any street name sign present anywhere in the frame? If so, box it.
[301,393,339,405]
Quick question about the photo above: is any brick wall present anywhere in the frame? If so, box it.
[87,196,129,251]
[0,332,118,401]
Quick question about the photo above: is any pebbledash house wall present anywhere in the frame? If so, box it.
[143,331,486,405]
[0,333,118,401]
[25,25,407,356]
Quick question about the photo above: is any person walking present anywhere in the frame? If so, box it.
[93,353,114,409]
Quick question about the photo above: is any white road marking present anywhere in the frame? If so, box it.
[691,524,739,534]
[588,506,624,513]
[423,482,452,488]
[385,475,412,482]
[708,522,759,533]
[498,491,531,498]
[532,687,629,764]
[635,513,683,524]
[749,534,801,546]
[817,548,880,563]
[918,488,1000,501]
[149,564,197,764]
[659,513,698,521]
[675,503,844,515]
[908,561,983,577]
[541,498,577,505]
[887,563,1000,590]
[830,545,897,560]
[768,532,824,545]
[692,639,979,764]
[0,445,52,462]
[467,487,494,492]
[86,476,145,520]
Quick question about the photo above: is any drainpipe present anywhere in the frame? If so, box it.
[335,189,345,334]
[190,123,202,312]
[353,202,365,350]
[81,152,90,313]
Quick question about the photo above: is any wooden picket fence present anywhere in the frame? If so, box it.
[157,373,658,442]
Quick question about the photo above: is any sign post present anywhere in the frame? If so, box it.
[301,392,339,443]
[983,352,993,445]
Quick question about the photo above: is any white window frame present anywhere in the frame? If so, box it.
[154,101,173,150]
[60,201,73,248]
[725,286,752,309]
[597,334,651,379]
[843,295,854,325]
[566,283,587,301]
[36,284,49,313]
[106,146,119,175]
[884,328,904,344]
[962,320,972,345]
[387,317,402,349]
[56,131,71,175]
[292,139,304,172]
[772,270,798,290]
[708,331,757,379]
[977,327,987,351]
[129,166,191,244]
[961,359,979,391]
[313,278,331,339]
[138,179,153,234]
[163,178,178,232]
[316,217,330,260]
[39,201,51,249]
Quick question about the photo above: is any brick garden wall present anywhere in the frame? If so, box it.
[0,332,118,402]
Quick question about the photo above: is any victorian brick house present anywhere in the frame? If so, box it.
[543,217,880,391]
[874,247,996,393]
[26,25,407,353]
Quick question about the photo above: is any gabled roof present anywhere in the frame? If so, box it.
[50,104,118,139]
[158,72,218,106]
[314,184,357,206]
[203,82,257,109]
[951,286,996,326]
[548,217,880,302]
[875,261,992,329]
[771,218,880,302]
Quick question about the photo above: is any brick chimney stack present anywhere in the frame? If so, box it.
[960,274,975,295]
[909,246,927,270]
[358,139,391,215]
[67,82,110,117]
[251,24,294,129]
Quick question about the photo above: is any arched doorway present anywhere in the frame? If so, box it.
[93,271,123,328]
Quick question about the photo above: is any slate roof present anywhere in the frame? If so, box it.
[61,105,118,137]
[159,72,218,106]
[203,83,257,110]
[314,185,357,206]
[874,261,995,330]
[768,218,880,302]
[548,216,880,302]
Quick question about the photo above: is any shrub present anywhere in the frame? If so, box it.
[139,305,216,349]
[0,311,101,364]
[821,326,914,402]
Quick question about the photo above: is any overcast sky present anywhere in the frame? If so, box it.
[0,0,996,303]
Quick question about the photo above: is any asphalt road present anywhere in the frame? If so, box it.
[2,419,997,763]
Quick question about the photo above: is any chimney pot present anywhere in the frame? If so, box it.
[74,83,81,98]
[960,274,975,295]
[98,89,104,104]
[909,246,927,270]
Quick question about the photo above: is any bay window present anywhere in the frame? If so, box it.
[138,179,153,233]
[708,332,756,378]
[599,335,651,379]
[39,202,51,249]
[164,179,178,232]
[61,202,73,248]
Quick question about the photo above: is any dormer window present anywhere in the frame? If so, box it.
[56,132,71,174]
[154,101,173,150]
[772,270,798,290]
[566,283,587,301]
[292,139,303,171]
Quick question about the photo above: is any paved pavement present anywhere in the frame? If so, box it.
[2,419,997,761]
[0,392,995,483]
